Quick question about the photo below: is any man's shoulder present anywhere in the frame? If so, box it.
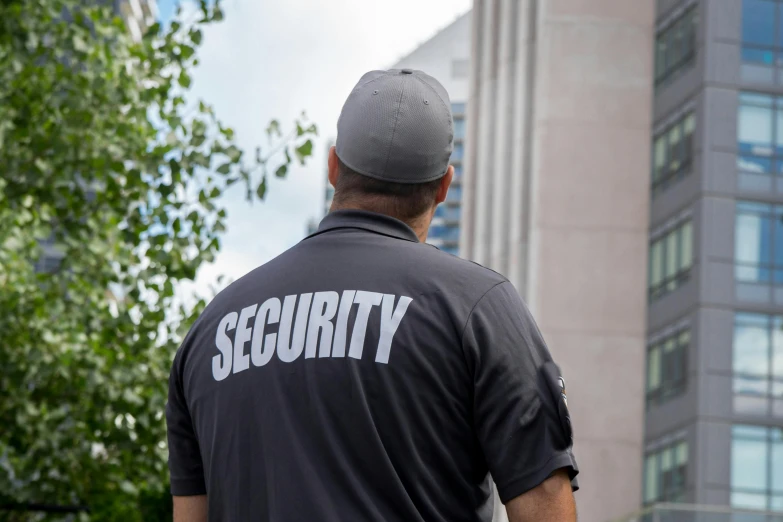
[413,243,508,285]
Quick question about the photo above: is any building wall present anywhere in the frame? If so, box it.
[463,1,653,520]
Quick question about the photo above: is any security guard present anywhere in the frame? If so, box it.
[167,69,578,522]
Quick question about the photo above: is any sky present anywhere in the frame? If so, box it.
[158,0,472,300]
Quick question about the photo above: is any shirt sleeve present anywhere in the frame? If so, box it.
[166,347,207,496]
[462,281,578,504]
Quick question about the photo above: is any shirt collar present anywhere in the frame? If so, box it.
[308,209,420,243]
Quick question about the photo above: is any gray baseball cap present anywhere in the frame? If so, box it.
[335,69,454,184]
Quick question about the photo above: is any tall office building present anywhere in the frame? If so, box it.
[640,0,783,517]
[392,12,471,256]
[461,1,653,521]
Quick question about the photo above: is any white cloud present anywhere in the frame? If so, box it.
[181,0,471,300]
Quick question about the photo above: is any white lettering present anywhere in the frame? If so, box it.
[277,293,313,363]
[232,304,257,374]
[251,297,281,367]
[375,294,412,364]
[348,291,383,359]
[331,290,356,358]
[213,312,238,381]
[305,291,339,359]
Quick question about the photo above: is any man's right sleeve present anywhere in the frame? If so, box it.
[166,347,207,496]
[461,281,578,504]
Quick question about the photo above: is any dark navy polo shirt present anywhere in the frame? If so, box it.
[166,209,578,522]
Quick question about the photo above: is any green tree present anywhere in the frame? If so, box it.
[0,0,316,519]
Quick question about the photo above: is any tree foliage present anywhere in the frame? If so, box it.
[0,0,316,519]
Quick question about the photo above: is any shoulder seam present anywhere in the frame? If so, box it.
[459,280,509,348]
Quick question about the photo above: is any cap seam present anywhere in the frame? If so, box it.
[381,77,407,177]
[412,75,453,137]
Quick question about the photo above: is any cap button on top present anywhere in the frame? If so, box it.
[401,69,414,74]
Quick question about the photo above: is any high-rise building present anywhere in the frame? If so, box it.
[640,0,783,516]
[392,12,471,256]
[461,1,653,521]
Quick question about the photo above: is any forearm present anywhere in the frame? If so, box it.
[173,495,208,522]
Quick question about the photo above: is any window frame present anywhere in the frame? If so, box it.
[647,328,689,408]
[649,219,694,300]
[731,424,783,510]
[652,112,695,195]
[644,439,689,505]
[654,6,698,87]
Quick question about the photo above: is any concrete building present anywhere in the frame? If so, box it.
[392,12,471,256]
[461,1,654,520]
[640,0,783,516]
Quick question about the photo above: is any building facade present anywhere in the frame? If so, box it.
[642,0,783,515]
[392,12,471,256]
[461,1,654,521]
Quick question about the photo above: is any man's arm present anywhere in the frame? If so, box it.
[173,495,208,522]
[505,470,576,522]
[461,281,579,511]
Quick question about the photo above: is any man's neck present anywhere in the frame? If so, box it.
[329,204,432,243]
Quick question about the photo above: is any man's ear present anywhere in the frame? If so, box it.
[435,165,454,205]
[328,146,339,188]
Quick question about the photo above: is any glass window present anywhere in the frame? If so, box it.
[655,39,667,82]
[452,143,464,161]
[680,221,693,270]
[655,6,698,86]
[729,424,783,510]
[738,102,774,154]
[454,118,466,140]
[649,220,693,299]
[736,203,772,282]
[453,164,463,180]
[654,136,667,184]
[652,112,695,194]
[733,434,769,491]
[447,185,462,203]
[644,454,658,503]
[735,313,771,376]
[644,439,688,505]
[744,0,777,46]
[648,327,689,408]
[451,102,466,115]
[650,240,663,290]
[648,345,662,394]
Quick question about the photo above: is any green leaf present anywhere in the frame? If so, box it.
[178,72,192,89]
[225,145,242,162]
[295,139,314,165]
[216,163,231,175]
[190,29,203,46]
[213,5,225,21]
[275,164,288,178]
[256,178,268,199]
[266,120,281,139]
